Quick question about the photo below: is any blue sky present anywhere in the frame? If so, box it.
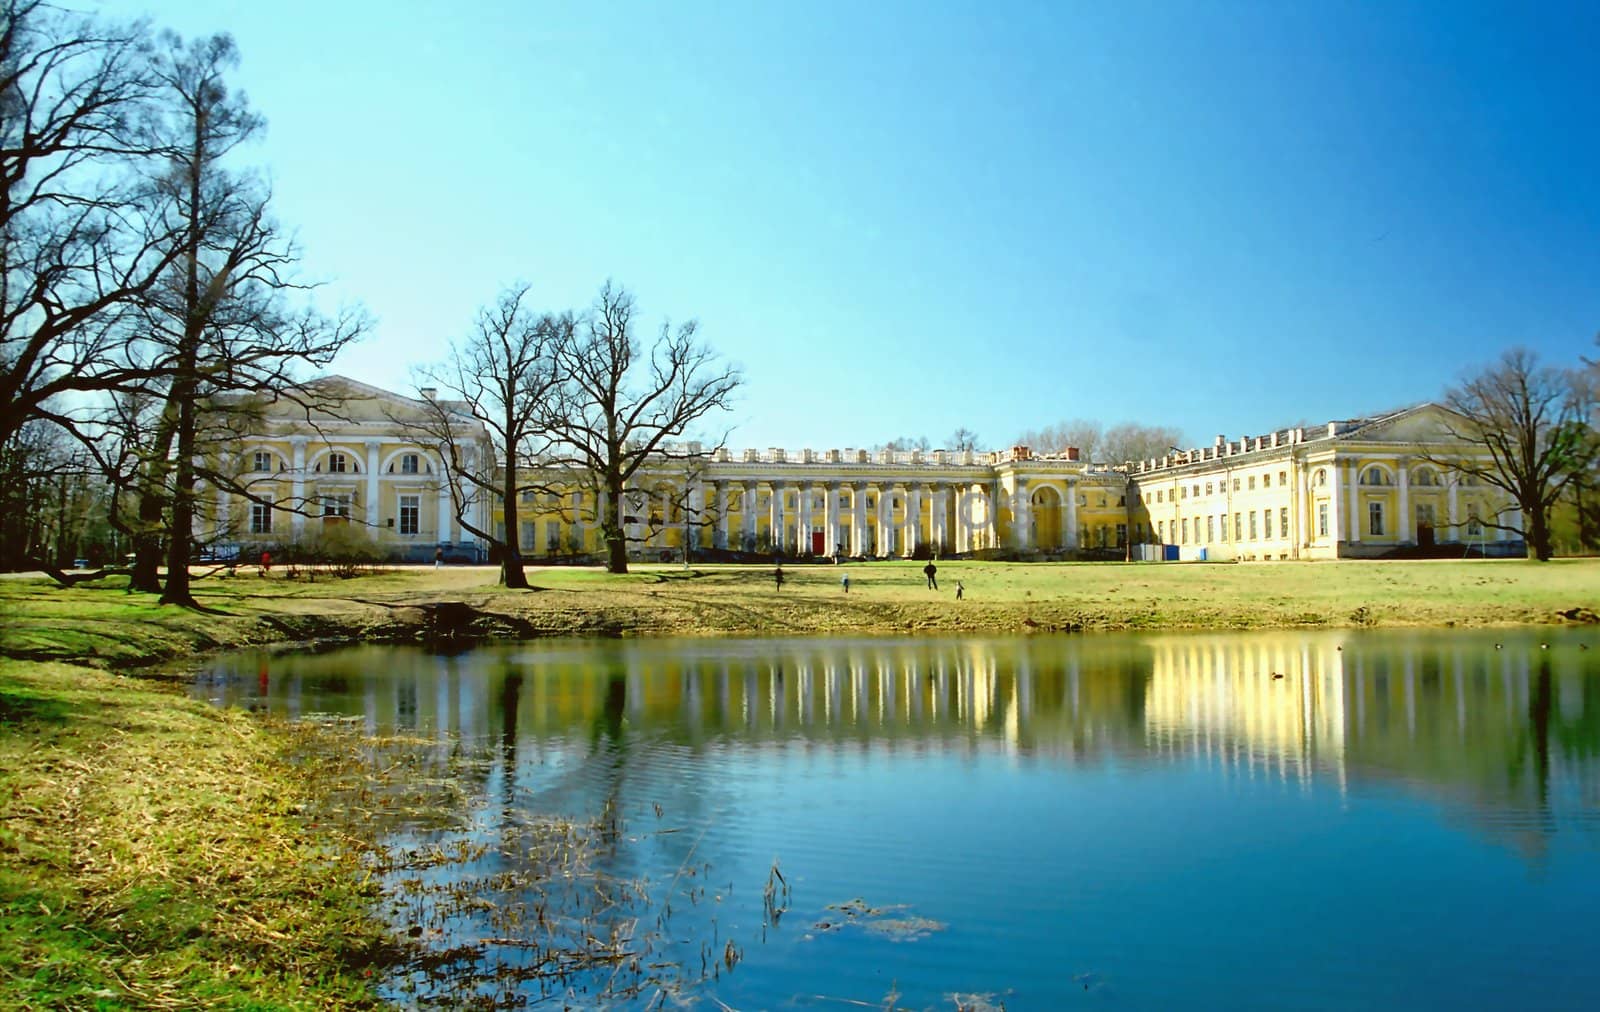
[96,0,1599,452]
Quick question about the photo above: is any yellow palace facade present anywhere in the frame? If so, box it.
[204,379,1523,562]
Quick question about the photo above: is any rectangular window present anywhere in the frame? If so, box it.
[1279,507,1289,539]
[1220,513,1229,542]
[1158,520,1165,542]
[1248,476,1256,491]
[1206,516,1215,542]
[1233,478,1241,492]
[328,452,346,474]
[1205,482,1213,496]
[401,453,419,474]
[1181,486,1188,499]
[1263,510,1273,539]
[1234,513,1242,540]
[1191,484,1199,498]
[321,494,352,517]
[1466,507,1482,537]
[1279,471,1287,486]
[1157,490,1164,503]
[546,520,561,553]
[253,450,272,472]
[1263,473,1272,488]
[1181,518,1189,543]
[1116,524,1127,547]
[1249,512,1258,539]
[1318,502,1329,537]
[399,495,420,535]
[250,500,272,534]
[1369,502,1385,536]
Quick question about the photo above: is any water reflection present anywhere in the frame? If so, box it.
[196,628,1600,1007]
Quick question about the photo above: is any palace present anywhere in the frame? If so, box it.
[204,376,1524,563]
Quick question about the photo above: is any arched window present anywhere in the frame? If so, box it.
[1361,467,1390,486]
[1413,467,1438,486]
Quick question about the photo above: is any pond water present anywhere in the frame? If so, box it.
[195,628,1600,1009]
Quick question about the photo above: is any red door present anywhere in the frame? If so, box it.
[812,531,825,555]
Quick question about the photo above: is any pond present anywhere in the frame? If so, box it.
[194,628,1600,1009]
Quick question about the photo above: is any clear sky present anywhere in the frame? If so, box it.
[94,0,1599,453]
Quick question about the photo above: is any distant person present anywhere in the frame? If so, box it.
[259,549,271,577]
[841,574,850,593]
[923,560,938,590]
[434,546,444,569]
[774,564,785,591]
[955,580,964,600]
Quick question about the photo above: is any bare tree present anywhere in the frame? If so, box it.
[1102,422,1186,465]
[877,434,931,453]
[1017,418,1101,458]
[947,427,981,453]
[408,285,568,589]
[542,281,740,574]
[0,1,182,446]
[1434,348,1598,561]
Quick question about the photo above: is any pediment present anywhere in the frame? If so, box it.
[1340,403,1471,445]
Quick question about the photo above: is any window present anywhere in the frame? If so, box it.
[1369,501,1385,536]
[1157,490,1164,503]
[1191,484,1199,498]
[1263,510,1273,539]
[1416,503,1436,529]
[401,453,419,474]
[321,494,352,518]
[1362,467,1389,486]
[1115,524,1127,547]
[1158,520,1165,542]
[250,500,273,534]
[546,520,561,553]
[1234,513,1242,540]
[252,450,272,472]
[1181,486,1188,499]
[328,452,347,474]
[1466,506,1483,537]
[1414,468,1437,487]
[1205,482,1213,496]
[1248,476,1256,491]
[1262,473,1271,489]
[1206,516,1215,542]
[399,495,420,535]
[1233,478,1241,492]
[1318,502,1329,537]
[1316,469,1328,487]
[1278,471,1287,486]
[1220,513,1229,542]
[1249,512,1258,539]
[1181,518,1189,543]
[1280,508,1288,539]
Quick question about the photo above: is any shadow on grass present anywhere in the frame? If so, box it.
[0,690,77,727]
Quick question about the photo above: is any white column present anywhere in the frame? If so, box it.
[571,490,585,550]
[1347,460,1361,543]
[1397,458,1411,544]
[365,440,382,538]
[930,483,947,554]
[714,481,729,550]
[907,482,923,555]
[1013,478,1031,549]
[436,483,452,544]
[853,482,870,556]
[797,481,813,554]
[770,481,787,555]
[686,481,704,554]
[289,436,308,536]
[878,484,897,556]
[1064,477,1079,549]
[1446,472,1458,541]
[824,482,840,556]
[1327,458,1342,548]
[742,481,758,551]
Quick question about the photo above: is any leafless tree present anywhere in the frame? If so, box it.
[0,1,183,447]
[542,281,740,574]
[1017,418,1101,459]
[877,434,931,453]
[1102,422,1186,465]
[1433,347,1598,561]
[407,285,569,589]
[946,427,981,453]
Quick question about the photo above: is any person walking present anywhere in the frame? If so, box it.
[923,560,938,590]
[841,573,850,593]
[955,580,964,600]
[434,546,444,569]
[774,564,785,591]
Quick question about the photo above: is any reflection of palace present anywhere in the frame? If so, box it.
[202,378,1523,561]
[223,631,1600,858]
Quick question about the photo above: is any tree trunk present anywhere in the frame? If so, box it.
[1528,503,1553,561]
[604,473,628,573]
[500,440,529,589]
[158,380,198,606]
